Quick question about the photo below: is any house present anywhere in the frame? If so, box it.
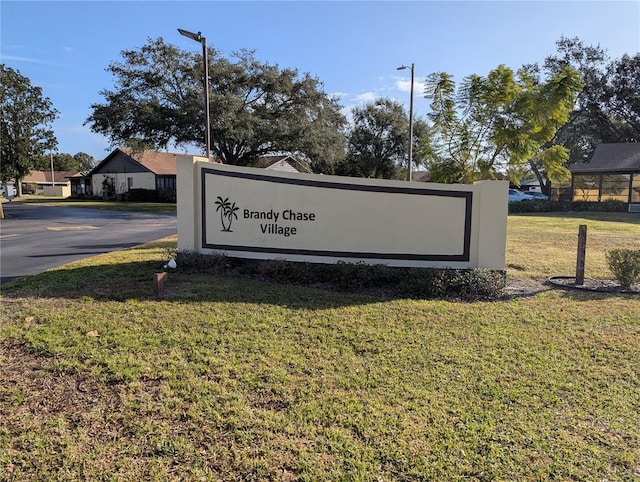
[87,149,308,199]
[255,155,308,173]
[88,149,181,199]
[413,171,431,182]
[21,170,80,197]
[519,178,544,193]
[69,172,92,197]
[569,143,640,210]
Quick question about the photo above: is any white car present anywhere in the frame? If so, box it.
[526,191,549,200]
[508,189,535,202]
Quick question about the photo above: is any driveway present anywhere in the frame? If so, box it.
[0,203,177,285]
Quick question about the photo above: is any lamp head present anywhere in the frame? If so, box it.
[178,28,204,43]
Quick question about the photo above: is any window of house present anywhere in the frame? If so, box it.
[156,176,176,191]
[127,177,133,190]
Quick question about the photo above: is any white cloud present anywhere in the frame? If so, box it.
[340,105,354,123]
[354,92,377,104]
[395,78,426,95]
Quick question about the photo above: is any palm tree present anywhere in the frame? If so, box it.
[215,196,239,231]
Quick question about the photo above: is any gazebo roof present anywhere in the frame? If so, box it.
[570,143,640,174]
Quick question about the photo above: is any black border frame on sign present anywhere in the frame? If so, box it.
[201,167,473,262]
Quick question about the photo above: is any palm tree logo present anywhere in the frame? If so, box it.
[215,196,240,232]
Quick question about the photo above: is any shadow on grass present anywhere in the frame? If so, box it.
[0,257,383,310]
[554,290,640,303]
[3,257,634,309]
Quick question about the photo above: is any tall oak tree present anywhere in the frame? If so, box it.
[1,64,58,193]
[337,98,428,179]
[86,38,346,173]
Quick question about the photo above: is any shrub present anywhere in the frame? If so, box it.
[124,188,158,202]
[174,252,506,300]
[158,189,176,203]
[509,199,629,214]
[508,199,552,213]
[21,182,38,194]
[599,200,629,212]
[606,248,640,290]
[571,200,628,212]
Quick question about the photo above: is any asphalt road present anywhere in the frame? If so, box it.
[0,203,177,285]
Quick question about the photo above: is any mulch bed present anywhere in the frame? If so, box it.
[548,276,639,294]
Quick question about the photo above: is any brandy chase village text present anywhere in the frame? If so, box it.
[244,208,316,237]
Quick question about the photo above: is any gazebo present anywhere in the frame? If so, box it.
[570,143,640,211]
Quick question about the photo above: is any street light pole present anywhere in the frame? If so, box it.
[178,28,211,159]
[396,63,414,181]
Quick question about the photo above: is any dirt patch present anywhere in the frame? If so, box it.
[503,276,639,298]
[548,276,640,294]
[0,344,122,433]
[503,278,551,298]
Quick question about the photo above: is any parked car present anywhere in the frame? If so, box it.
[508,189,535,202]
[525,191,549,200]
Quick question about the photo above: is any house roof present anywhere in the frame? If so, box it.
[91,149,310,176]
[23,170,80,184]
[89,148,182,176]
[570,143,640,173]
[255,155,300,173]
[255,155,310,173]
[119,149,178,175]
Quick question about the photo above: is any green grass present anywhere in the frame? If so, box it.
[1,213,639,481]
[10,196,176,213]
[506,212,640,280]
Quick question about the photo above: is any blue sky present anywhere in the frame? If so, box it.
[2,0,639,162]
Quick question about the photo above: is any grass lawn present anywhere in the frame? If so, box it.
[1,212,639,481]
[5,196,176,213]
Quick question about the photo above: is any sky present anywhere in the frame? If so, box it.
[2,0,639,162]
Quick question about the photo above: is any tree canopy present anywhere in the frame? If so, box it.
[86,38,346,173]
[607,53,640,141]
[419,64,583,184]
[0,64,58,186]
[529,37,639,166]
[337,98,427,179]
[33,152,96,172]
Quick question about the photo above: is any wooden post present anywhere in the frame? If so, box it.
[576,225,587,285]
[153,272,168,297]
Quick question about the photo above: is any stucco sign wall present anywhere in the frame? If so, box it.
[177,157,508,270]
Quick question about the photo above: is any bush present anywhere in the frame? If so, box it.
[21,182,38,194]
[509,199,629,214]
[508,199,552,213]
[124,188,158,202]
[598,200,629,212]
[158,189,176,203]
[606,248,640,290]
[570,200,626,212]
[174,252,506,300]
